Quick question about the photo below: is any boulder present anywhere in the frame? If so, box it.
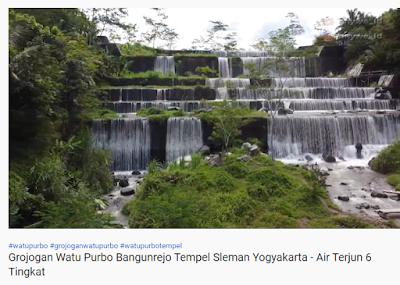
[249,145,260,156]
[131,170,141,175]
[197,145,211,155]
[324,155,336,163]
[120,188,135,196]
[340,182,349,186]
[347,166,354,169]
[241,142,252,150]
[375,90,392,100]
[338,196,350,201]
[305,155,313,162]
[360,203,370,209]
[119,179,129,188]
[338,156,346,161]
[167,106,181,111]
[208,153,223,167]
[237,155,251,162]
[371,205,380,210]
[376,110,387,114]
[278,108,294,115]
[371,191,388,198]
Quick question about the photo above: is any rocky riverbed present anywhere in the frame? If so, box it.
[280,145,400,227]
[102,171,146,227]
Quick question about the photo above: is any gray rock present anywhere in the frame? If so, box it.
[167,106,181,111]
[237,155,251,162]
[131,170,141,175]
[249,145,260,156]
[278,108,294,115]
[119,179,129,188]
[197,145,211,155]
[338,156,346,161]
[338,196,350,201]
[360,203,370,209]
[347,166,354,170]
[241,142,252,150]
[324,155,336,163]
[328,168,333,171]
[340,182,349,186]
[305,155,313,162]
[120,188,135,196]
[371,205,380,210]
[371,191,388,198]
[376,110,387,114]
[208,153,223,167]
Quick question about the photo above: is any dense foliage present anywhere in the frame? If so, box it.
[335,8,400,73]
[371,140,400,190]
[124,152,376,228]
[9,9,121,228]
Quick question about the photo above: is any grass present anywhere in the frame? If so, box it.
[136,107,188,121]
[371,140,400,191]
[118,71,207,80]
[119,43,158,56]
[387,174,400,191]
[123,153,380,228]
[174,53,218,58]
[194,104,270,121]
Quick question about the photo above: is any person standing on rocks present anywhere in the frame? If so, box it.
[355,142,363,159]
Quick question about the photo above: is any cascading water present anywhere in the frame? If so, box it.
[205,78,250,88]
[165,117,203,164]
[268,115,400,158]
[218,57,232,78]
[154,56,175,75]
[156,89,167,101]
[271,78,354,88]
[241,57,306,77]
[91,118,150,171]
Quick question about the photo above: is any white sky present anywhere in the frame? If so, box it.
[125,7,392,49]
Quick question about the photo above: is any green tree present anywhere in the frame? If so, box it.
[191,20,238,51]
[244,13,305,176]
[83,8,137,43]
[141,8,173,49]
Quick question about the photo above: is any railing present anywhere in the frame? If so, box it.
[359,70,388,77]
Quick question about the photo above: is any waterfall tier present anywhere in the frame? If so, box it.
[269,115,400,158]
[241,57,306,78]
[91,118,150,171]
[154,56,175,75]
[166,117,203,164]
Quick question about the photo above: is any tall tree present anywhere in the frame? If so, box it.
[191,20,238,51]
[141,8,171,49]
[243,13,305,176]
[83,8,137,43]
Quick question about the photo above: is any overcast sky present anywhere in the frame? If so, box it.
[124,7,392,49]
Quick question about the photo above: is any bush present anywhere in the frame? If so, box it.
[125,152,344,228]
[371,140,400,174]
